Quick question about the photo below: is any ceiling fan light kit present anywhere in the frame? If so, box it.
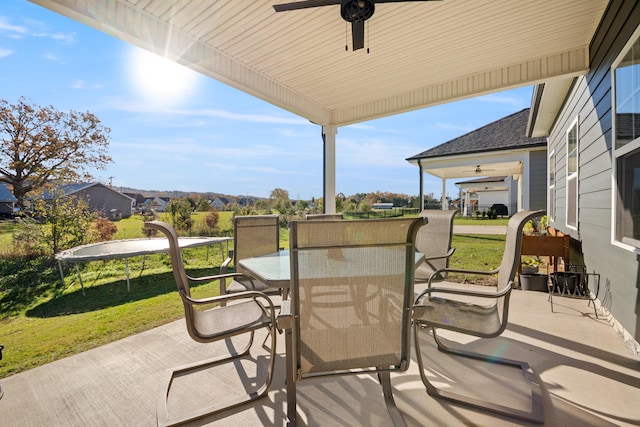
[273,0,439,52]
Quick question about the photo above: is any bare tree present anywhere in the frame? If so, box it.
[0,97,112,207]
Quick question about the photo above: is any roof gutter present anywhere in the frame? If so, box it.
[526,84,545,138]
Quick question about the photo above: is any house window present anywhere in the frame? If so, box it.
[614,26,640,247]
[566,119,578,229]
[548,150,555,222]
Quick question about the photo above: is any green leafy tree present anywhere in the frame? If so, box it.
[254,199,268,212]
[358,200,372,212]
[17,191,95,254]
[270,187,291,213]
[167,198,193,232]
[335,192,346,212]
[0,97,112,208]
[195,198,210,212]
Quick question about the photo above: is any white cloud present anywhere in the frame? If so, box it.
[0,16,75,43]
[43,52,59,61]
[0,17,28,35]
[110,101,308,125]
[337,137,416,168]
[70,79,104,90]
[49,32,76,43]
[345,123,376,131]
[0,48,13,58]
[186,108,308,125]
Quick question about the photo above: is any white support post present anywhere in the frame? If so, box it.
[441,179,447,210]
[464,191,470,217]
[322,125,337,214]
[418,160,424,211]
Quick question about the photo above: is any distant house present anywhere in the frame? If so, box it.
[455,176,517,216]
[142,196,170,212]
[406,108,547,214]
[210,197,229,210]
[44,182,134,219]
[0,184,17,217]
[123,192,146,211]
[237,197,254,207]
[372,202,393,210]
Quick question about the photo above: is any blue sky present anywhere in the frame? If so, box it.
[0,0,533,200]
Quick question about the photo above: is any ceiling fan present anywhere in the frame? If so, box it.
[273,0,440,51]
[464,165,496,175]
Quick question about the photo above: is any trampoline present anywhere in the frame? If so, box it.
[55,236,231,294]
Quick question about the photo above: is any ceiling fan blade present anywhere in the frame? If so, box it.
[273,0,341,12]
[352,20,365,50]
[375,0,442,3]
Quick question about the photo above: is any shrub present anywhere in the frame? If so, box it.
[204,208,219,230]
[87,217,118,242]
[17,192,95,254]
[167,198,193,232]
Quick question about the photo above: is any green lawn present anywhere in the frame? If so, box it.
[0,213,502,379]
[454,216,510,226]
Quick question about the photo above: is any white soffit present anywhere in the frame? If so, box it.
[30,0,608,126]
[528,78,576,137]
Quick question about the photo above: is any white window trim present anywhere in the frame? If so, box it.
[549,150,556,222]
[612,23,640,252]
[566,118,579,230]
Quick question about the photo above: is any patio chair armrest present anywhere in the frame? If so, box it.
[277,299,292,331]
[416,280,513,303]
[186,272,246,283]
[220,250,234,274]
[427,266,499,287]
[181,289,275,312]
[423,247,456,261]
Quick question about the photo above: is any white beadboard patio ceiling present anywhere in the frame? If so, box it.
[31,0,609,128]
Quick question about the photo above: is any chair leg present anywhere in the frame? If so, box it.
[285,326,297,427]
[157,328,277,427]
[378,371,407,427]
[413,325,544,424]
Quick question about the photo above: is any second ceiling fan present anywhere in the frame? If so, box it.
[273,0,440,51]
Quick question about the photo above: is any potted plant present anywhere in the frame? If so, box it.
[520,257,548,292]
[521,257,540,275]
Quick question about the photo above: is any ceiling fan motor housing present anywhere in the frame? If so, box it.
[341,0,375,22]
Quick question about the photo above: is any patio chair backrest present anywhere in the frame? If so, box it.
[496,210,546,292]
[289,217,424,378]
[415,209,457,280]
[305,213,344,220]
[144,221,200,334]
[233,215,280,273]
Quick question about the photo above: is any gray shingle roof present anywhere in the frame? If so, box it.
[406,108,547,161]
[0,184,17,203]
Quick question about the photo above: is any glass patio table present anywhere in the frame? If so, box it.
[239,249,424,293]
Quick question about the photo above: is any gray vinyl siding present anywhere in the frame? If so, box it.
[547,0,639,340]
[79,184,133,218]
[529,149,547,211]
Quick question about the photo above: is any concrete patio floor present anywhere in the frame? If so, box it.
[0,288,638,426]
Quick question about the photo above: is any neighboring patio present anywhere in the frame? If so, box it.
[0,286,637,426]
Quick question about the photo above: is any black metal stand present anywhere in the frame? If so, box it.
[549,265,600,318]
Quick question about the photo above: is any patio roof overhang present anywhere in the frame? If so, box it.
[28,0,609,210]
[30,0,608,127]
